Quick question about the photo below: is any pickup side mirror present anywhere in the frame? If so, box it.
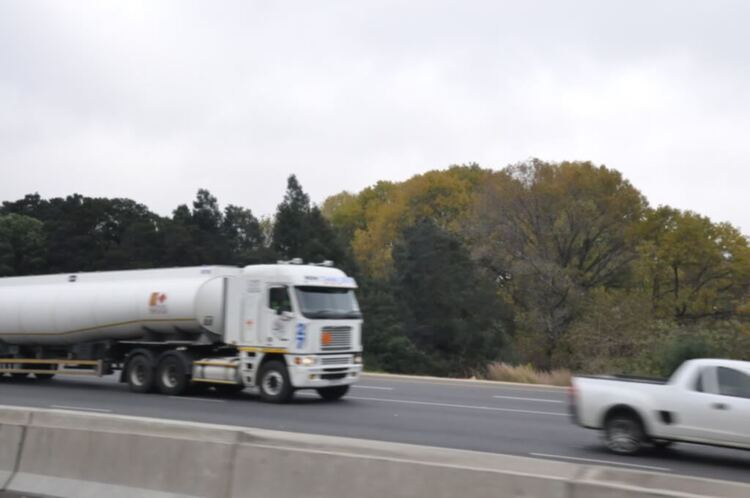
[280,310,295,320]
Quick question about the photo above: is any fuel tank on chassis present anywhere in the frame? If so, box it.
[0,268,235,346]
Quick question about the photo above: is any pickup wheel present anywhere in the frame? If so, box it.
[316,385,350,401]
[604,413,645,455]
[126,354,156,393]
[258,361,293,403]
[156,355,190,396]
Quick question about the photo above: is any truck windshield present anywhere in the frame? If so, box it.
[294,286,362,319]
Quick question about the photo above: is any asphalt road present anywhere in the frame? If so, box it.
[1,373,749,484]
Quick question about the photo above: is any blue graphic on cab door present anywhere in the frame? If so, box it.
[296,323,306,349]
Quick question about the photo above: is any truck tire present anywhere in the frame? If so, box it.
[604,413,645,455]
[156,354,190,395]
[316,385,349,401]
[258,361,293,403]
[125,354,156,393]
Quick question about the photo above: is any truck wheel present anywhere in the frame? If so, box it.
[316,385,350,401]
[126,355,156,393]
[258,361,293,403]
[156,355,191,395]
[604,414,645,455]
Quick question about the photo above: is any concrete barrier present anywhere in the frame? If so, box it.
[0,405,747,498]
[0,410,28,491]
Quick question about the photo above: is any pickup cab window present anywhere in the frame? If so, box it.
[694,369,705,392]
[717,367,750,399]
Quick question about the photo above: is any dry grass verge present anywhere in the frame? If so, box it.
[484,362,572,386]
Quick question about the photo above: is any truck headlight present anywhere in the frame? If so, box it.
[300,356,317,366]
[353,354,363,364]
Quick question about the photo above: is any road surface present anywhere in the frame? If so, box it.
[1,373,748,483]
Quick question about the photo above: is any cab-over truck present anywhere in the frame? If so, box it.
[0,261,363,402]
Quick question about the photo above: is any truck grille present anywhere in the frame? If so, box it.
[320,356,350,366]
[320,326,352,351]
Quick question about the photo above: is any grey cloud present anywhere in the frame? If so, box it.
[1,0,749,232]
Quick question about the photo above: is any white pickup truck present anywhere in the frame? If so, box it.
[570,358,750,455]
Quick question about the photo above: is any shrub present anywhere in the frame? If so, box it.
[484,362,571,386]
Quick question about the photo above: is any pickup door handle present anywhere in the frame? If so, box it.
[711,402,729,410]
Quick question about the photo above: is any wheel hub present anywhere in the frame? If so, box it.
[262,371,284,396]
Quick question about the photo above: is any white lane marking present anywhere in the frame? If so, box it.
[492,395,563,403]
[341,395,567,416]
[169,396,226,403]
[529,453,671,472]
[50,405,112,413]
[351,385,394,391]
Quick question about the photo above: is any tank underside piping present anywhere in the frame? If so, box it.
[0,317,195,338]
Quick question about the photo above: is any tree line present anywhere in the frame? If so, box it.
[3,161,750,377]
[0,176,343,275]
[322,160,750,376]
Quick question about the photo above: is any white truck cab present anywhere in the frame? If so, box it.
[224,262,363,401]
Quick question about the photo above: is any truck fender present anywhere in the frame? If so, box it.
[259,352,286,369]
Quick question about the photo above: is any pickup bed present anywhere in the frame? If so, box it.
[570,358,750,454]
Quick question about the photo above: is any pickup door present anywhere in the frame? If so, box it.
[663,366,750,447]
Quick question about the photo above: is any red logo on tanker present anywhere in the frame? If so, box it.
[148,292,168,313]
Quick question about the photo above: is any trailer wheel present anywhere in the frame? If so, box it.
[316,385,350,401]
[126,355,156,393]
[604,412,645,455]
[156,355,190,396]
[258,361,293,403]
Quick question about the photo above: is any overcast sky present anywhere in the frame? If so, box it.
[1,1,749,232]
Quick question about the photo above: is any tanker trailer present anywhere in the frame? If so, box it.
[0,262,364,402]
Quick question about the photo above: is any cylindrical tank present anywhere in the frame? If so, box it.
[0,267,239,346]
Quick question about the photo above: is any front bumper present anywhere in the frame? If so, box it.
[288,362,363,388]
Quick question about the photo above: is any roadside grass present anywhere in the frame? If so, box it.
[483,362,572,386]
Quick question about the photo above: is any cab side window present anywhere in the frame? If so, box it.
[717,367,750,399]
[268,286,292,314]
[694,368,706,392]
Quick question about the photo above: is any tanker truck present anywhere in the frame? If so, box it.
[0,261,363,402]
